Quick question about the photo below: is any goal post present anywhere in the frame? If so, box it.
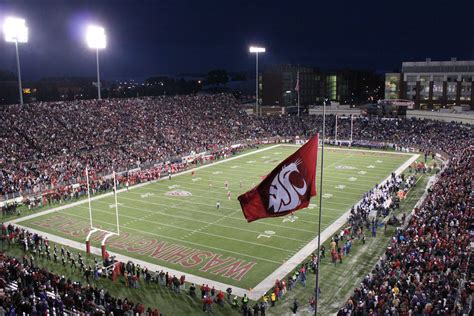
[84,167,120,258]
[334,114,355,146]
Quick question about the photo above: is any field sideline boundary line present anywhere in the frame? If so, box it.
[248,153,420,300]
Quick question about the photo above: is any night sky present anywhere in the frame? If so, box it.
[1,0,473,80]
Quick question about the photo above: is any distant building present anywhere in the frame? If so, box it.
[325,70,383,105]
[385,58,474,110]
[261,65,324,107]
[261,65,382,107]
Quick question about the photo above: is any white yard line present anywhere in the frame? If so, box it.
[248,153,420,300]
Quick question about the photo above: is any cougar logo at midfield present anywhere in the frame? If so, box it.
[268,159,307,213]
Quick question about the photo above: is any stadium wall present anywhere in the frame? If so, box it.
[406,110,474,125]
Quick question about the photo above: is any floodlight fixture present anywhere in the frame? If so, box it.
[86,25,106,49]
[86,25,106,100]
[3,16,28,105]
[249,46,266,116]
[249,46,265,53]
[3,17,28,43]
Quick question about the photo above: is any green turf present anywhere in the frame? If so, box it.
[17,145,414,290]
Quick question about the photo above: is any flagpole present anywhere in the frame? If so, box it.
[297,70,300,117]
[113,171,120,236]
[315,101,325,316]
[350,114,353,145]
[85,166,93,229]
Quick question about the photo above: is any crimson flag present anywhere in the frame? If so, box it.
[238,135,319,222]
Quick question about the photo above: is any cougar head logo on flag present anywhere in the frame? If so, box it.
[237,135,318,222]
[268,159,307,213]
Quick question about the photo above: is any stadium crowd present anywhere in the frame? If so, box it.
[1,95,271,199]
[338,149,472,315]
[1,95,472,203]
[0,94,472,315]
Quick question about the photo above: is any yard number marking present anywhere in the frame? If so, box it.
[257,230,276,239]
[140,192,155,199]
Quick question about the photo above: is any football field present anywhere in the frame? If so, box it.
[15,144,415,295]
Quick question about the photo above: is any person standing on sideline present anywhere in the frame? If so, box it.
[292,298,298,314]
[270,291,276,307]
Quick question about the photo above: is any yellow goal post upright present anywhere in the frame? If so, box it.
[85,167,120,259]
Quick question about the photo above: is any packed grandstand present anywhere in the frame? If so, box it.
[0,94,472,315]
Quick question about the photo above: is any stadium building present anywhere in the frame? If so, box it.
[385,58,474,110]
[261,65,383,107]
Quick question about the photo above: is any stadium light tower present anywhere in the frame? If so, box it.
[3,17,28,105]
[249,46,265,116]
[86,25,106,100]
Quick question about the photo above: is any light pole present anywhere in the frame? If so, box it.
[86,25,106,100]
[249,46,265,116]
[3,17,28,105]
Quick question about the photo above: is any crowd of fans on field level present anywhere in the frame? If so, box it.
[1,223,238,315]
[1,221,284,315]
[0,224,164,315]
